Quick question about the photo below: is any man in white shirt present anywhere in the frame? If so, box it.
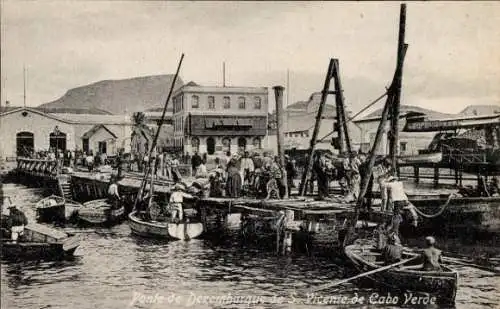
[168,183,193,222]
[107,177,121,209]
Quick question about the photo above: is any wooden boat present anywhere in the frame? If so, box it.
[398,152,442,164]
[35,195,66,223]
[1,223,80,261]
[78,199,124,226]
[128,211,203,240]
[344,240,458,305]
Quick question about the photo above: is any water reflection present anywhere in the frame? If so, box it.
[1,183,499,309]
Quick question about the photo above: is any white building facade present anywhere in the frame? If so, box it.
[171,84,269,155]
[0,107,133,159]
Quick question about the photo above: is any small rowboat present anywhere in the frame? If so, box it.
[36,195,66,223]
[398,152,442,164]
[1,223,80,261]
[344,240,458,305]
[128,211,203,241]
[78,199,124,226]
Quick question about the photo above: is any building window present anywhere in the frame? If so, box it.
[181,95,184,111]
[191,137,200,153]
[223,96,230,109]
[222,137,231,153]
[191,95,199,108]
[252,137,262,149]
[400,141,407,153]
[238,97,246,109]
[254,97,262,109]
[208,96,215,110]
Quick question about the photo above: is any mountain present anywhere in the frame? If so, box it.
[38,75,184,114]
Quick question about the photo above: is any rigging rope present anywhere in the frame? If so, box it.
[409,193,455,219]
[317,91,388,143]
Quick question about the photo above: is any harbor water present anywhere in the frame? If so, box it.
[1,183,499,309]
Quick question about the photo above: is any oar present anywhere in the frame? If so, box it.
[442,257,499,274]
[311,256,419,292]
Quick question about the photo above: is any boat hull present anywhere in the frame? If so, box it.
[1,240,78,261]
[345,243,458,305]
[36,195,66,223]
[128,211,203,241]
[78,199,124,226]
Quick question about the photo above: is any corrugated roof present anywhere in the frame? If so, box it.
[357,105,454,122]
[50,113,132,125]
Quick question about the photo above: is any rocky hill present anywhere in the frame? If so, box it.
[38,75,183,114]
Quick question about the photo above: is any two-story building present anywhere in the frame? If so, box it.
[171,82,269,155]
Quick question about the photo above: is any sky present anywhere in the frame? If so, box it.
[1,1,499,116]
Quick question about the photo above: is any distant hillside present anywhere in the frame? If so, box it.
[38,75,184,114]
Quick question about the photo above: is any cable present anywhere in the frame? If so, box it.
[317,91,389,143]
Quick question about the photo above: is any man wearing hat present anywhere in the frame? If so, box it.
[421,236,442,271]
[7,205,28,242]
[168,183,193,222]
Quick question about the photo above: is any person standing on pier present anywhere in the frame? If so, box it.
[85,151,94,172]
[225,158,242,198]
[240,151,255,187]
[313,152,329,200]
[285,156,297,196]
[191,152,202,177]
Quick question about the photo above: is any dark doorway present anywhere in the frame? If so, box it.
[49,131,67,153]
[206,137,215,155]
[82,138,89,153]
[98,141,107,154]
[238,137,247,152]
[16,131,34,157]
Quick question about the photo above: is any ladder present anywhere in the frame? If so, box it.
[57,175,73,199]
[299,58,351,196]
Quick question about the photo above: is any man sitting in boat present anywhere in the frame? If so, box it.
[382,233,403,264]
[168,183,194,223]
[7,205,28,242]
[421,236,442,271]
[107,177,121,210]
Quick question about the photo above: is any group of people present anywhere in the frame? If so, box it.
[203,150,297,199]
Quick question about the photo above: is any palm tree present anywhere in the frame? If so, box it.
[131,112,153,171]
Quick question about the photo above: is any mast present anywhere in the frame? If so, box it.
[134,54,185,210]
[223,62,226,87]
[345,4,409,245]
[23,65,27,107]
[389,4,407,173]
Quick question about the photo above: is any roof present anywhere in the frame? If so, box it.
[0,107,75,124]
[51,113,132,125]
[355,105,454,123]
[174,84,268,95]
[459,105,500,117]
[404,114,500,132]
[0,107,133,125]
[82,125,118,139]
